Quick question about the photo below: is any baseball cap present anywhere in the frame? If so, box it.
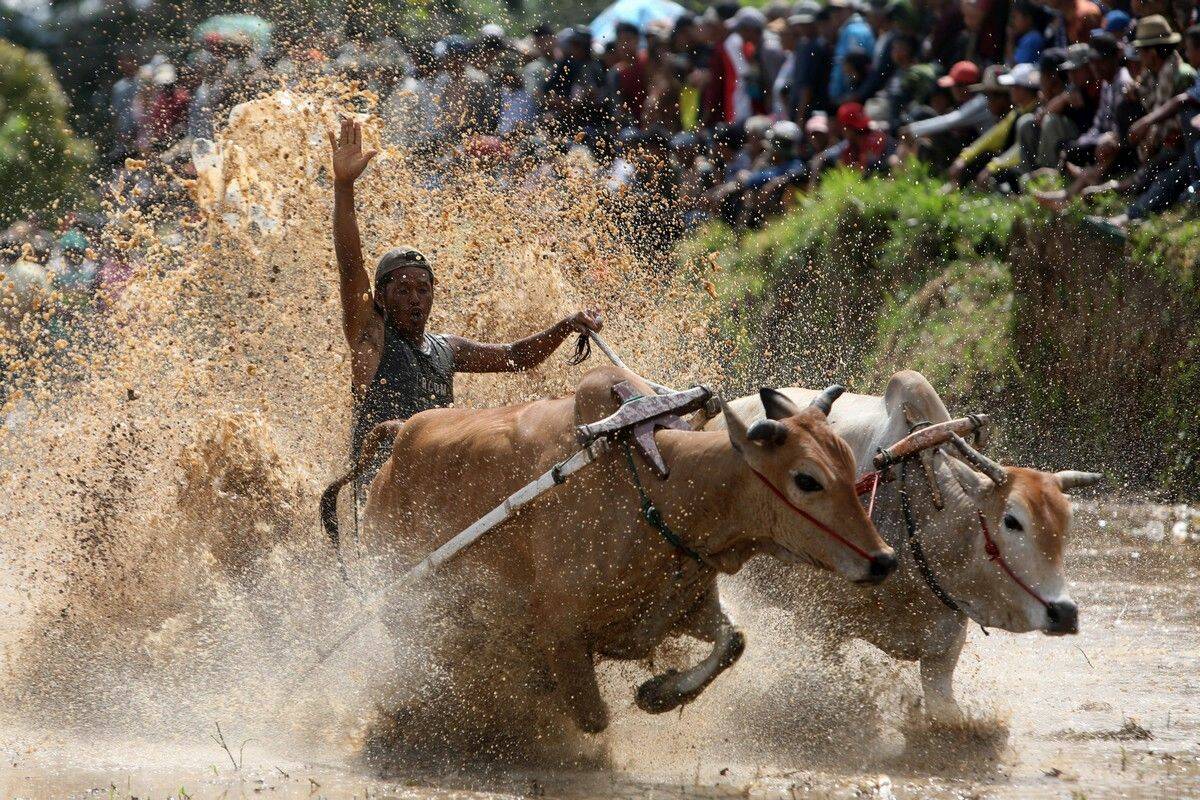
[937,60,981,88]
[729,6,767,29]
[998,62,1040,89]
[805,113,830,134]
[376,247,433,288]
[1102,9,1131,34]
[1062,42,1095,70]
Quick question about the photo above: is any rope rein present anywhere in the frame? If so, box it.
[898,460,971,620]
[620,438,713,569]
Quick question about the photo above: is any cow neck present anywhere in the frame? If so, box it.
[650,429,757,566]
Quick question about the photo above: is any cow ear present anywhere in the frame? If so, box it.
[747,418,789,446]
[760,387,801,420]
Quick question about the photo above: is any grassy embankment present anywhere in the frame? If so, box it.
[682,168,1200,499]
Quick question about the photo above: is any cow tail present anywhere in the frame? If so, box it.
[320,421,403,557]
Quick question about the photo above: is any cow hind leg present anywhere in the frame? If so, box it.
[636,590,746,714]
[546,636,610,734]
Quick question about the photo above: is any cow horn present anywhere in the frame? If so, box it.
[748,419,789,446]
[1055,470,1103,491]
[722,399,750,453]
[760,387,801,420]
[809,384,845,416]
[949,432,1009,487]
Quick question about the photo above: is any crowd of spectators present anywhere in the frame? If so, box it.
[10,0,1200,335]
[99,0,1200,239]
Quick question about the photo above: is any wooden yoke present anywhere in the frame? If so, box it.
[872,414,991,472]
[575,382,715,479]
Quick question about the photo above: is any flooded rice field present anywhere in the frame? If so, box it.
[0,507,1196,800]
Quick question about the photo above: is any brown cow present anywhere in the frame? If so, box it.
[353,365,894,733]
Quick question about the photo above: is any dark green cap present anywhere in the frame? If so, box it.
[375,247,433,290]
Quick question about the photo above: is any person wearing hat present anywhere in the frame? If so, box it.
[1090,24,1200,224]
[326,119,602,459]
[1129,14,1195,164]
[782,6,833,122]
[832,101,893,172]
[543,25,605,138]
[900,61,996,167]
[1056,32,1133,191]
[950,65,1036,184]
[974,62,1044,182]
[827,0,875,103]
[724,6,785,121]
[992,51,1081,178]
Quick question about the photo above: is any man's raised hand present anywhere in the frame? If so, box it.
[328,118,377,186]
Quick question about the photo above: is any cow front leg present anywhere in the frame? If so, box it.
[636,588,745,714]
[546,636,609,734]
[919,628,966,723]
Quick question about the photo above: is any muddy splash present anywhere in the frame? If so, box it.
[0,83,717,763]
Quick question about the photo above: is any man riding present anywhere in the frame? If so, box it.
[327,118,603,460]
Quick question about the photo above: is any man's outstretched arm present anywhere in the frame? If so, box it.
[448,311,604,373]
[328,118,379,350]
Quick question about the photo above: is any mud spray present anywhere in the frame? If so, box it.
[0,82,1007,792]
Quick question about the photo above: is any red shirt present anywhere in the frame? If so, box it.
[840,130,889,170]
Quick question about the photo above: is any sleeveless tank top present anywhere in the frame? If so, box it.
[351,326,455,458]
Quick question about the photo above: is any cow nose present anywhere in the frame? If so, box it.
[1045,599,1079,635]
[865,551,897,583]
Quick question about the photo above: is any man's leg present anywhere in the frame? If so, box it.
[1128,149,1194,220]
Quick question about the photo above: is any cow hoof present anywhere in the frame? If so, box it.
[575,705,610,735]
[636,670,683,714]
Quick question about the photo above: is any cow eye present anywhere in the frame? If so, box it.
[794,473,823,492]
[1004,513,1024,532]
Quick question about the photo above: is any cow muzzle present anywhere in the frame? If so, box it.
[856,549,897,585]
[1044,599,1079,635]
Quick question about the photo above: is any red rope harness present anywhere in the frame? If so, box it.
[977,511,1052,610]
[853,468,1051,612]
[854,470,881,517]
[750,469,873,561]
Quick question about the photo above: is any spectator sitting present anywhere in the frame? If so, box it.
[1009,0,1050,65]
[947,65,1016,185]
[900,60,995,168]
[950,63,1036,187]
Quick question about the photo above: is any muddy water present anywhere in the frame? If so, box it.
[0,512,1196,799]
[1,85,1198,798]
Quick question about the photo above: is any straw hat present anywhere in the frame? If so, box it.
[1132,14,1181,48]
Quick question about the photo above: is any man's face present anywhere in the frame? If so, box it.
[735,24,762,44]
[986,90,1013,114]
[1090,55,1118,80]
[1186,39,1200,68]
[616,30,639,60]
[1140,47,1163,72]
[381,267,434,333]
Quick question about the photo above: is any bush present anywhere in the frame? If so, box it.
[0,38,94,226]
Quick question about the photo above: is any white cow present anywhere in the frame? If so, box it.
[707,370,1100,720]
